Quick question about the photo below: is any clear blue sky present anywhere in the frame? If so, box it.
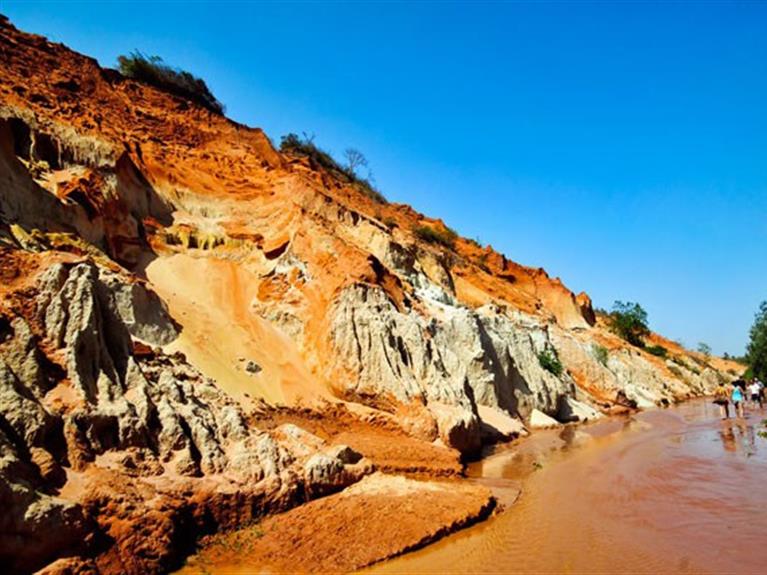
[4,1,766,355]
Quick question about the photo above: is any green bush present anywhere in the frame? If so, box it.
[746,301,767,382]
[117,51,224,114]
[592,344,609,366]
[280,133,386,203]
[646,345,668,358]
[413,225,458,250]
[608,301,650,347]
[537,348,563,377]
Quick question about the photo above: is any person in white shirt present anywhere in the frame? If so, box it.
[748,379,763,408]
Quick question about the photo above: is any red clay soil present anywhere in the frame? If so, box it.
[179,473,496,574]
[255,403,464,477]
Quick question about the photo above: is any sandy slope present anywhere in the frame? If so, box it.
[146,253,327,404]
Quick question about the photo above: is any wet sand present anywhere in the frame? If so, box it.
[369,399,767,574]
[178,474,496,574]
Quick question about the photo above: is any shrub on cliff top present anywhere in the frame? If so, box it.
[280,133,341,173]
[280,133,386,203]
[116,51,225,114]
[413,224,458,250]
[608,301,650,347]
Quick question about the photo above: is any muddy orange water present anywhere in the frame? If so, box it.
[369,399,767,575]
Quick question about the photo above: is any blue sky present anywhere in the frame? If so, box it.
[4,1,766,355]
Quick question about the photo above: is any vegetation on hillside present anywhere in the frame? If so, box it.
[671,355,701,375]
[697,342,712,359]
[279,133,386,203]
[537,348,564,377]
[746,301,767,381]
[412,224,458,250]
[722,352,748,364]
[592,344,609,366]
[116,51,225,114]
[668,364,683,378]
[608,301,650,347]
[645,344,668,358]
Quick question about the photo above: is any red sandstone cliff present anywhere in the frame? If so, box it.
[0,17,742,574]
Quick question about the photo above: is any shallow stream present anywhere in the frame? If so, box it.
[368,399,767,574]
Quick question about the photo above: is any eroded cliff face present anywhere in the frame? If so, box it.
[0,16,742,574]
[0,252,373,573]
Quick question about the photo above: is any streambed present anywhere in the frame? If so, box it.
[369,399,767,574]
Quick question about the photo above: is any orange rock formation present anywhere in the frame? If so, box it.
[0,16,743,574]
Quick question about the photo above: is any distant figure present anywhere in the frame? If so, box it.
[731,381,745,418]
[748,379,764,409]
[713,381,730,419]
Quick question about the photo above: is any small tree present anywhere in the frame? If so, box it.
[746,301,767,381]
[608,301,650,347]
[697,342,712,359]
[280,133,303,151]
[344,148,368,177]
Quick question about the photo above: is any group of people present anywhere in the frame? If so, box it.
[713,377,764,419]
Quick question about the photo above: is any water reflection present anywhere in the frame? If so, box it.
[558,422,576,446]
[719,424,737,453]
[718,419,758,456]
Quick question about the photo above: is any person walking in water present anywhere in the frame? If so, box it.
[748,379,764,409]
[731,380,745,418]
[714,381,731,419]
